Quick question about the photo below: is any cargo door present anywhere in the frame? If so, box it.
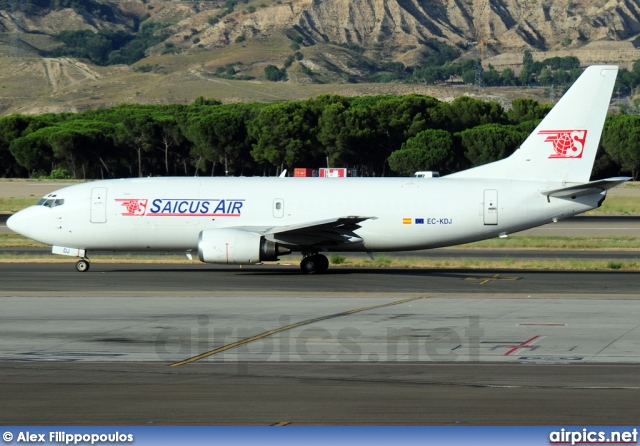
[483,189,498,225]
[90,187,107,223]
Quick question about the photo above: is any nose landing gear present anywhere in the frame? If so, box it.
[300,253,329,274]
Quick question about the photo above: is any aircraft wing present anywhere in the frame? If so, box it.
[541,177,631,200]
[240,216,375,247]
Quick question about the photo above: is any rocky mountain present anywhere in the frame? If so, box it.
[140,0,640,71]
[227,0,640,57]
[2,0,640,61]
[1,0,639,114]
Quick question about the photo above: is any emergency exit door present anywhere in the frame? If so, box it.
[483,189,498,225]
[91,187,107,223]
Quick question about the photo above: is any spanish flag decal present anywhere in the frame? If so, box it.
[402,218,412,224]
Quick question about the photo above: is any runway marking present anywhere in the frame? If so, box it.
[465,273,520,285]
[271,421,291,426]
[170,295,429,367]
[503,335,542,356]
[480,335,544,356]
[518,323,566,326]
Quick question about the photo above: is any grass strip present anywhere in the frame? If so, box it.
[0,198,40,213]
[462,236,640,249]
[0,234,48,247]
[594,195,640,215]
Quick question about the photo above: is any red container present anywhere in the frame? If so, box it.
[294,168,317,177]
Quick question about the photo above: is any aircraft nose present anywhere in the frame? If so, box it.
[6,210,31,236]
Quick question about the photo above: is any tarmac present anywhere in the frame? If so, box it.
[1,181,639,425]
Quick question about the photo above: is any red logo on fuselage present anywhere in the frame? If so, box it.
[539,130,587,159]
[116,199,148,216]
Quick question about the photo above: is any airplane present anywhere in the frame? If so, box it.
[7,65,629,274]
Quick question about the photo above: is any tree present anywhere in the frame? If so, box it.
[264,65,287,82]
[602,114,640,180]
[461,69,476,85]
[519,67,532,85]
[501,67,516,86]
[484,65,501,86]
[0,114,36,177]
[185,114,222,175]
[209,109,251,175]
[388,129,454,175]
[448,96,506,132]
[43,127,85,179]
[316,97,382,172]
[538,67,553,86]
[22,119,119,179]
[507,98,551,124]
[283,55,295,68]
[193,96,222,106]
[249,102,320,173]
[9,133,53,177]
[457,124,526,167]
[544,56,580,70]
[115,112,160,177]
[372,95,448,175]
[156,116,188,175]
[522,49,533,70]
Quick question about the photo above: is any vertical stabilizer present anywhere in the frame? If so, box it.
[448,65,618,183]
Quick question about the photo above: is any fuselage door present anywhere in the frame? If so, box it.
[483,189,498,225]
[273,198,284,218]
[90,187,107,223]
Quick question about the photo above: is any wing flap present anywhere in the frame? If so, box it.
[264,216,375,247]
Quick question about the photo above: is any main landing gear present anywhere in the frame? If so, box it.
[300,253,329,274]
[75,258,90,273]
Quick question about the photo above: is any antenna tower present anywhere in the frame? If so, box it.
[8,0,28,57]
[473,41,484,90]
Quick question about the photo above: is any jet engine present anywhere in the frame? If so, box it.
[198,229,290,264]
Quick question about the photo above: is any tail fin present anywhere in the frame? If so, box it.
[448,65,618,183]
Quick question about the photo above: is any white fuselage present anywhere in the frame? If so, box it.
[10,176,603,253]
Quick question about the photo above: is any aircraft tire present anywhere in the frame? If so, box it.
[76,260,90,273]
[300,254,329,274]
[300,256,317,274]
[316,254,329,273]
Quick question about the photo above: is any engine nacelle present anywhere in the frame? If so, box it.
[198,229,290,264]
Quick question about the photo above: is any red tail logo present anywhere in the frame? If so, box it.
[539,130,587,159]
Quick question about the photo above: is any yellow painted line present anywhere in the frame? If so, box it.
[271,421,291,426]
[170,295,429,367]
[465,274,520,285]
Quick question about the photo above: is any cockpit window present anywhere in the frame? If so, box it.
[37,198,64,208]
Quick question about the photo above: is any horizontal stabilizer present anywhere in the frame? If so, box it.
[541,177,631,199]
